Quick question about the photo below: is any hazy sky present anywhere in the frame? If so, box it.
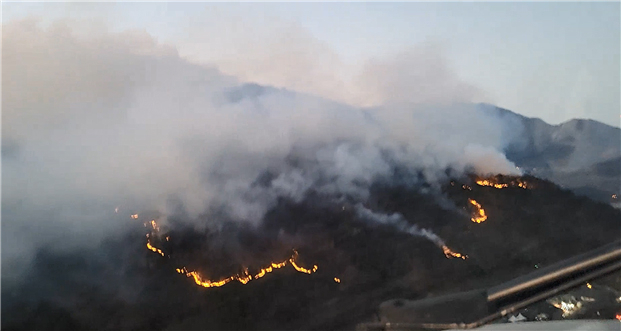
[4,2,620,127]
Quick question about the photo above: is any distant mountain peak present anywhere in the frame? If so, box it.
[475,103,620,204]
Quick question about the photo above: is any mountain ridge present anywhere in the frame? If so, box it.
[476,102,620,204]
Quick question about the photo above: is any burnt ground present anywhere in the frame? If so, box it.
[2,175,620,331]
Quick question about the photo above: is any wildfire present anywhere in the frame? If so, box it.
[468,199,487,223]
[137,215,329,289]
[476,180,508,189]
[147,241,165,256]
[442,245,468,260]
[616,314,621,321]
[586,283,592,289]
[289,249,318,274]
[175,250,319,288]
[144,219,166,257]
[476,178,528,189]
[130,214,139,219]
[334,277,341,283]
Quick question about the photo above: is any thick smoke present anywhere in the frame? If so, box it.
[177,13,485,108]
[2,19,519,285]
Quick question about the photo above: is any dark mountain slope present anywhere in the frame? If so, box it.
[3,175,619,331]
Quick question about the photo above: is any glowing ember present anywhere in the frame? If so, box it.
[442,245,468,260]
[616,314,621,321]
[476,179,508,189]
[586,283,592,289]
[462,184,472,191]
[468,199,487,223]
[334,277,341,283]
[289,249,318,274]
[175,250,319,288]
[144,219,166,257]
[140,216,321,289]
[146,241,165,256]
[130,214,139,219]
[476,178,529,189]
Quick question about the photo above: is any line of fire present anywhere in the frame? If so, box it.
[140,218,327,288]
[134,206,470,289]
[134,176,532,289]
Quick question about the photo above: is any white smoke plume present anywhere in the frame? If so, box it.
[2,18,520,284]
[177,13,487,109]
[354,204,447,248]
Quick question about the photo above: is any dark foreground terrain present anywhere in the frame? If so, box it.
[3,174,620,331]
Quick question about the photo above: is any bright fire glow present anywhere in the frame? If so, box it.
[615,314,621,321]
[130,214,139,219]
[144,219,166,257]
[476,180,508,189]
[140,216,330,289]
[468,199,487,223]
[476,178,528,189]
[442,245,468,260]
[586,283,592,289]
[334,277,341,283]
[147,241,165,256]
[175,250,319,288]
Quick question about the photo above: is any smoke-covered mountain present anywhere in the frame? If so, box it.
[3,21,620,331]
[3,175,620,331]
[221,87,621,204]
[479,103,620,205]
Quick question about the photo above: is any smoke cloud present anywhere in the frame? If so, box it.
[354,204,447,248]
[2,18,519,285]
[177,15,486,109]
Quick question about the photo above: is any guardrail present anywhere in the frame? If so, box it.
[356,240,621,331]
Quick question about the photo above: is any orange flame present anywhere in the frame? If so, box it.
[144,219,166,257]
[175,250,319,289]
[476,178,528,189]
[141,217,323,288]
[616,314,621,321]
[442,245,468,260]
[146,241,165,256]
[334,277,341,283]
[468,199,487,223]
[475,179,508,189]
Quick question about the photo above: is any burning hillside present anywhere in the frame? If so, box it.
[4,174,620,331]
[3,18,620,331]
[468,199,488,223]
